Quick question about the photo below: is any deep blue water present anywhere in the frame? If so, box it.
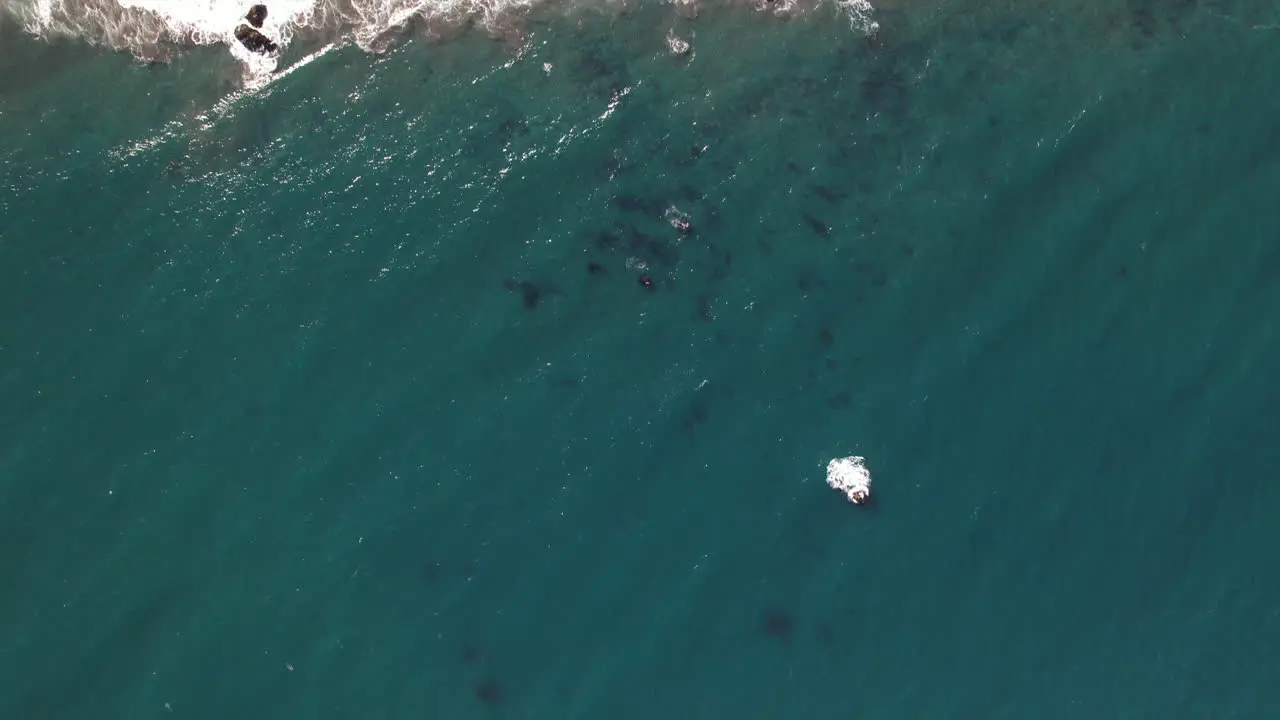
[3,2,1280,718]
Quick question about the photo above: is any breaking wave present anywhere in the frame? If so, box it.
[1,0,879,65]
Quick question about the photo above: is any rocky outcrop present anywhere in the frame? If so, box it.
[234,4,277,55]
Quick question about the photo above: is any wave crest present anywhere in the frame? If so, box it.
[2,0,879,64]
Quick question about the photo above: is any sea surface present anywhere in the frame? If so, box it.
[3,1,1280,717]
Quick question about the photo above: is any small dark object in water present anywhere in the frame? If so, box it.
[860,67,909,119]
[498,118,528,137]
[594,231,620,249]
[803,213,831,237]
[678,184,703,202]
[587,261,606,275]
[626,231,650,254]
[475,678,504,705]
[696,295,714,320]
[796,273,814,294]
[811,185,845,203]
[1130,7,1157,39]
[518,281,541,308]
[682,401,709,430]
[459,644,482,665]
[759,608,794,639]
[818,327,834,346]
[638,275,654,290]
[646,238,680,266]
[504,279,541,308]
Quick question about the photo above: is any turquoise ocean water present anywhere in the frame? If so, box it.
[3,1,1280,717]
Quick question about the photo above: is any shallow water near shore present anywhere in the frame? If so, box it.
[3,1,1280,717]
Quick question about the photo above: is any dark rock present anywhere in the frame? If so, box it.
[234,24,277,55]
[246,4,268,28]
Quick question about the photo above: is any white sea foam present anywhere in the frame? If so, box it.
[835,0,877,35]
[826,455,872,505]
[116,0,312,44]
[7,0,298,59]
[2,0,880,65]
[665,28,690,56]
